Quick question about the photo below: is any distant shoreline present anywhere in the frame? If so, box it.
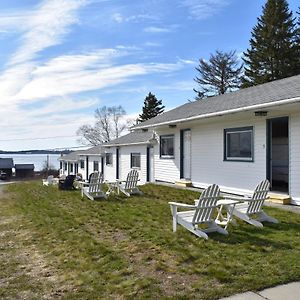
[0,150,70,155]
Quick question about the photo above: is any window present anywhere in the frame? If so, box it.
[93,161,99,171]
[131,153,141,168]
[60,162,62,169]
[106,153,113,165]
[64,163,67,171]
[160,135,174,158]
[70,164,73,172]
[80,160,84,169]
[224,127,253,161]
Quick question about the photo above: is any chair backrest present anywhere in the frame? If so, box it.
[47,175,54,183]
[65,175,75,187]
[192,184,220,225]
[88,172,103,194]
[124,170,139,190]
[247,179,270,214]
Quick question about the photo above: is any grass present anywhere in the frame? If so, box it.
[0,182,300,299]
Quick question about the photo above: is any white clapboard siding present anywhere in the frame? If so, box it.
[190,117,266,193]
[290,112,300,205]
[119,145,147,184]
[154,129,181,183]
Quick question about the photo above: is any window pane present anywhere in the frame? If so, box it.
[106,153,112,165]
[80,160,84,168]
[94,161,99,171]
[131,153,141,168]
[160,136,174,157]
[226,130,252,159]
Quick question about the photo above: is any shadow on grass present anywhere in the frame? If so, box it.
[207,220,299,250]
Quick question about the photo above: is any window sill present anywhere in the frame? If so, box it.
[224,158,254,163]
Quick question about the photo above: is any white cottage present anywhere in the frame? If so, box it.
[58,151,81,177]
[101,131,156,184]
[77,145,103,181]
[132,75,300,205]
[58,146,102,181]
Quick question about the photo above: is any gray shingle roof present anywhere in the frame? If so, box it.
[0,158,14,169]
[133,75,300,129]
[58,151,82,162]
[79,145,102,155]
[102,131,154,147]
[15,164,34,170]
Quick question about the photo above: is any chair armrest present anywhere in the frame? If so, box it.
[168,202,196,208]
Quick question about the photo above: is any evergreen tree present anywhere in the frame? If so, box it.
[242,0,299,88]
[139,92,165,122]
[193,50,243,100]
[296,7,300,73]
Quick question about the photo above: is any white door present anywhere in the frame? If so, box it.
[183,130,191,179]
[149,147,155,182]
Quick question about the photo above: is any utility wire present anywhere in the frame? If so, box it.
[0,135,77,142]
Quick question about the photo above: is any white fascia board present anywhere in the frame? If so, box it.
[101,141,149,147]
[133,96,300,130]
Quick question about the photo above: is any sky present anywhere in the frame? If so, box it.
[0,0,299,151]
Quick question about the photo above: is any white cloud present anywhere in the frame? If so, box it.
[179,0,230,19]
[9,0,88,65]
[144,26,173,33]
[112,13,124,23]
[0,1,194,150]
[111,12,158,24]
[14,51,182,101]
[144,41,162,47]
[0,11,31,34]
[177,58,197,65]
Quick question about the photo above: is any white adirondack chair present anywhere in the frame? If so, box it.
[82,172,106,200]
[116,170,142,197]
[169,184,228,239]
[42,175,54,186]
[226,179,278,227]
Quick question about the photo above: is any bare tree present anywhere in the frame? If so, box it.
[77,106,130,145]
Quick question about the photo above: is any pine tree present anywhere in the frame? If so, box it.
[193,50,243,100]
[139,92,165,122]
[296,7,300,74]
[242,0,298,88]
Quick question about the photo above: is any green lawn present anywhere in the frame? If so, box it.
[0,182,300,299]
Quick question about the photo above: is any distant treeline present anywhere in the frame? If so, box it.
[0,150,71,155]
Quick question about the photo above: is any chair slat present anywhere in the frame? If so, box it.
[247,180,270,214]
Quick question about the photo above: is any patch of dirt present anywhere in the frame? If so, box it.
[85,223,199,297]
[0,185,9,200]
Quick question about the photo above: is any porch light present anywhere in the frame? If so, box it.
[254,111,268,116]
[148,133,158,145]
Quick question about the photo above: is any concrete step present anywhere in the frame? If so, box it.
[175,179,193,187]
[267,193,291,205]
